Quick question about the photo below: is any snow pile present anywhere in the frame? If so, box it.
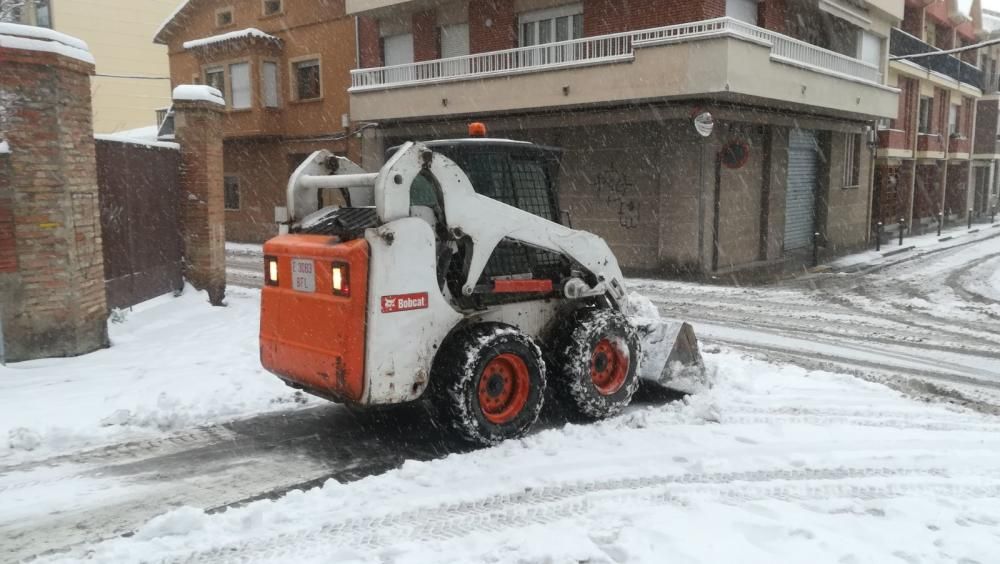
[182,28,280,50]
[0,22,94,64]
[172,84,225,106]
[95,126,179,150]
[0,286,313,463]
[51,350,1000,563]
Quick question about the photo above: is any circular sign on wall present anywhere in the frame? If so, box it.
[720,140,750,169]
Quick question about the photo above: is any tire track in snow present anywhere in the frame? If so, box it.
[163,466,1000,563]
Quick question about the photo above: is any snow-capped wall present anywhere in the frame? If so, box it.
[0,22,94,65]
[172,85,225,107]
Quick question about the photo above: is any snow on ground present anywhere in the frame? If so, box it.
[0,286,311,464]
[51,350,1000,564]
[829,222,999,270]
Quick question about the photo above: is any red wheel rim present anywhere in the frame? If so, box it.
[478,353,531,424]
[591,338,628,395]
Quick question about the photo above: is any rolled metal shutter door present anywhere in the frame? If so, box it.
[785,129,819,251]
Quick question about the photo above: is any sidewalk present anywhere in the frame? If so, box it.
[828,221,1000,272]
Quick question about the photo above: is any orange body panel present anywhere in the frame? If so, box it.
[260,235,369,403]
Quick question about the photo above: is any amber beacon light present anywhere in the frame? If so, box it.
[468,122,487,137]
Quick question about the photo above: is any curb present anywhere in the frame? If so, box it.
[881,246,915,258]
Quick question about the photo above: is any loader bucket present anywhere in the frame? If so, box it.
[631,318,707,394]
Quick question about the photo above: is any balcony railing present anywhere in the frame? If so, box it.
[351,17,882,91]
[890,28,983,90]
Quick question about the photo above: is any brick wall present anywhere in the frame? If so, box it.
[413,9,439,61]
[901,4,922,37]
[469,0,517,53]
[359,16,381,68]
[974,98,999,155]
[0,45,109,362]
[0,158,14,273]
[584,0,729,36]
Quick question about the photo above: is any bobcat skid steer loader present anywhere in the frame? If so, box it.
[260,128,703,446]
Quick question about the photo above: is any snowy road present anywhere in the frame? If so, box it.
[632,228,1000,411]
[1,232,998,562]
[37,354,1000,563]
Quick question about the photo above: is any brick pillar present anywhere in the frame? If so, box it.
[171,87,226,306]
[0,25,109,362]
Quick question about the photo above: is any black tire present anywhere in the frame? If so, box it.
[432,323,546,446]
[549,307,640,420]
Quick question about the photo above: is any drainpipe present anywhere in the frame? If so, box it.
[354,17,361,69]
[866,120,877,245]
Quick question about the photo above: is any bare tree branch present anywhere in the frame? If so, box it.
[0,0,26,24]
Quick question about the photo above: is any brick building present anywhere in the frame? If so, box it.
[155,0,358,242]
[348,0,902,275]
[874,0,985,234]
[970,7,1000,217]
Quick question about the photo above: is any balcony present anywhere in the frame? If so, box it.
[948,135,971,155]
[889,28,983,90]
[350,17,897,122]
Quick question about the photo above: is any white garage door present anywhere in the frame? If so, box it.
[785,129,819,252]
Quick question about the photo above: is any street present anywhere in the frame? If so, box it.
[0,228,998,562]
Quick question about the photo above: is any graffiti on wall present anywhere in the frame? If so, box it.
[595,163,640,229]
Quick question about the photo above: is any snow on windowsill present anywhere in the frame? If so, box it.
[95,126,179,150]
[182,28,280,50]
[0,140,10,155]
[0,22,94,64]
[172,85,225,107]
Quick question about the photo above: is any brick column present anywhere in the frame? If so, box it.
[171,86,226,305]
[0,26,109,362]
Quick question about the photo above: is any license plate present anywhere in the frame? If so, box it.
[291,259,315,292]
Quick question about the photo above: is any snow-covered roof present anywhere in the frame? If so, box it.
[154,0,194,44]
[0,22,94,65]
[0,140,10,155]
[172,84,225,106]
[95,126,179,151]
[182,28,280,50]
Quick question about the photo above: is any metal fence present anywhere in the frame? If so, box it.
[890,28,983,90]
[351,17,883,90]
[96,139,183,310]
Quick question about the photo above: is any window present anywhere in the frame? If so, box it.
[519,4,582,47]
[858,31,881,67]
[35,0,51,28]
[262,61,279,108]
[293,59,321,100]
[918,96,931,133]
[263,0,282,16]
[726,0,758,25]
[844,133,861,188]
[224,176,240,210]
[948,104,959,135]
[229,62,251,109]
[205,68,226,103]
[216,8,233,27]
[440,23,469,59]
[383,34,414,66]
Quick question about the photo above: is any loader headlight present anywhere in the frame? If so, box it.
[265,256,279,286]
[331,262,349,296]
